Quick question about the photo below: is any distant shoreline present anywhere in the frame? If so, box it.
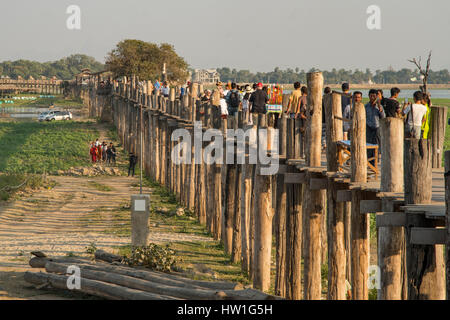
[326,83,450,90]
[217,83,450,90]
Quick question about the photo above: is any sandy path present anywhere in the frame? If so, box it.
[0,175,211,299]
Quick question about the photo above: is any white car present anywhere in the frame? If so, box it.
[38,110,72,121]
[38,111,50,121]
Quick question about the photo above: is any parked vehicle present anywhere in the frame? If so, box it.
[38,110,72,121]
[38,111,50,122]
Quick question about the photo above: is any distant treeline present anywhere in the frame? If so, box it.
[216,67,450,84]
[0,54,105,80]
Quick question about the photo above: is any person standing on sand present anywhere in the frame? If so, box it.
[102,142,108,162]
[90,142,97,163]
[96,141,102,162]
[128,152,138,177]
[107,142,116,165]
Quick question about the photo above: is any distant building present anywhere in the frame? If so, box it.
[192,69,220,83]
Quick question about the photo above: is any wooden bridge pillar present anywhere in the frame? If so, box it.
[350,101,368,300]
[303,72,325,300]
[274,114,287,298]
[429,106,447,168]
[445,151,450,300]
[325,92,346,300]
[378,117,405,300]
[252,114,274,292]
[405,139,445,299]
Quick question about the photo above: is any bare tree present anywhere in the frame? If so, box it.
[408,51,432,93]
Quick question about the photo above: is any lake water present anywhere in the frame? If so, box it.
[0,106,49,120]
[358,89,450,99]
[282,89,450,99]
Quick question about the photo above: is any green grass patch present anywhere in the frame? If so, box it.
[87,181,114,192]
[0,173,50,201]
[0,121,98,173]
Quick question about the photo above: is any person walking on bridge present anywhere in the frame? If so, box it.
[225,82,241,116]
[365,89,385,165]
[161,81,170,98]
[249,82,268,114]
[402,91,427,139]
[286,81,302,119]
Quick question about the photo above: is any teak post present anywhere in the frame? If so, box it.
[378,118,405,300]
[350,101,368,300]
[303,72,324,300]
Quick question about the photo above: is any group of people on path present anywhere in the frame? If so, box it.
[89,139,117,164]
[88,139,139,177]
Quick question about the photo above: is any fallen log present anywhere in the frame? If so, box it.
[48,260,242,291]
[29,257,90,268]
[24,271,177,300]
[215,288,284,300]
[94,249,123,263]
[152,270,243,291]
[45,261,226,300]
[94,249,242,291]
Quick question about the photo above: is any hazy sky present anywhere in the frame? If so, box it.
[1,0,449,72]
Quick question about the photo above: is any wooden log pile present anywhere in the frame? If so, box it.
[25,250,282,300]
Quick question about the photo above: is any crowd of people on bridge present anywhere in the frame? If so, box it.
[141,78,432,154]
[336,83,431,144]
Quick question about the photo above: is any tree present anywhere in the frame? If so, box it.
[408,51,432,93]
[0,54,104,80]
[105,39,189,82]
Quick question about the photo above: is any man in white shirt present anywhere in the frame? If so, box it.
[402,91,428,139]
[342,91,363,140]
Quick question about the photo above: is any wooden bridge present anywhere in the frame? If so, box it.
[77,73,450,300]
[0,79,63,94]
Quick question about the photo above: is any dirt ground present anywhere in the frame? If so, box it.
[0,174,216,300]
[0,119,214,299]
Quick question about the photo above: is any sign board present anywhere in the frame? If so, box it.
[267,104,282,113]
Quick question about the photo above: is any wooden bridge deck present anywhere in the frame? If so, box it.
[286,153,446,218]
